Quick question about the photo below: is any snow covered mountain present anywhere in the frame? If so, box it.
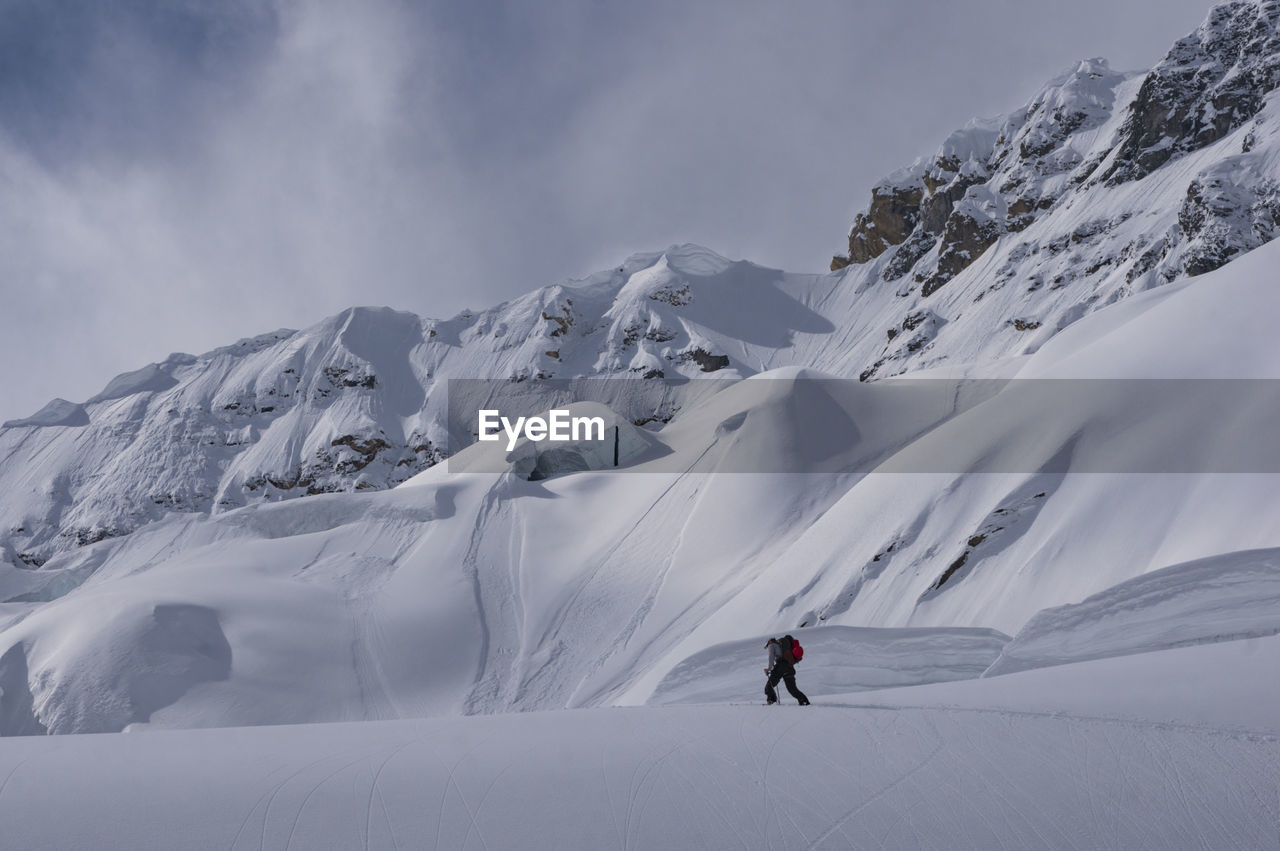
[8,2,1280,570]
[828,0,1280,379]
[3,0,1280,739]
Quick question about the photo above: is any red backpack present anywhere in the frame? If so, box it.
[784,634,804,663]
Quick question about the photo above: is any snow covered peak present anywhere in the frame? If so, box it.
[1,399,89,429]
[1040,57,1123,100]
[996,57,1130,164]
[648,243,736,277]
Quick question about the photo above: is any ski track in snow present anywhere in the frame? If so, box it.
[462,487,503,715]
[563,471,701,708]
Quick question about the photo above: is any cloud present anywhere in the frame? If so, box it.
[0,0,463,417]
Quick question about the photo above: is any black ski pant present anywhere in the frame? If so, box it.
[765,661,809,704]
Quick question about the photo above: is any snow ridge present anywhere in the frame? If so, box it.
[985,547,1280,676]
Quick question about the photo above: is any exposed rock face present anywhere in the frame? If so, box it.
[1102,0,1280,185]
[923,187,1005,296]
[541,302,574,336]
[860,309,947,381]
[881,230,934,281]
[840,184,925,266]
[683,348,731,373]
[1178,166,1280,275]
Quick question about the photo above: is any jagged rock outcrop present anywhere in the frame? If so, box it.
[834,183,924,269]
[1177,164,1280,275]
[1101,0,1280,184]
[833,58,1127,296]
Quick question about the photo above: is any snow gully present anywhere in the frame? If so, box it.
[478,409,606,451]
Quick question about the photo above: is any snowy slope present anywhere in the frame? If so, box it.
[855,632,1280,733]
[983,547,1280,676]
[0,636,1274,850]
[703,236,1280,642]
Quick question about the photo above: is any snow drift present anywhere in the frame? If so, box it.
[984,546,1280,676]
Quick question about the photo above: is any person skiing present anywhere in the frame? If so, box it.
[764,635,809,705]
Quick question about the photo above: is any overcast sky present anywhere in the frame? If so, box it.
[0,0,1217,421]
